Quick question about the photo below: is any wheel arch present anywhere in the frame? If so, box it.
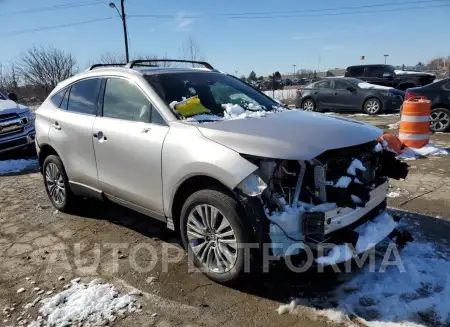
[170,174,239,234]
[38,143,60,172]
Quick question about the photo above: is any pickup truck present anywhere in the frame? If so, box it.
[344,64,435,91]
[0,92,35,154]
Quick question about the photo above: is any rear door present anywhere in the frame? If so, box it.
[92,77,169,218]
[312,80,334,109]
[330,79,360,111]
[48,78,102,189]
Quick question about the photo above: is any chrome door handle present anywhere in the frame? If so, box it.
[52,122,61,130]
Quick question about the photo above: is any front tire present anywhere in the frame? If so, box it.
[363,98,381,115]
[42,155,76,212]
[180,188,252,284]
[430,108,450,132]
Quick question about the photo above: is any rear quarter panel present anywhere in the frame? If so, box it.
[35,100,54,154]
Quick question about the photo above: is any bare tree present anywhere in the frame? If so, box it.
[17,45,77,95]
[0,63,19,92]
[180,37,203,66]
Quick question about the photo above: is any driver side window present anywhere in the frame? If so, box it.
[102,78,151,123]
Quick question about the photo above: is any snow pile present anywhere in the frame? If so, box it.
[358,82,393,90]
[394,70,435,76]
[334,176,352,188]
[397,143,449,160]
[347,159,366,176]
[387,188,408,198]
[388,121,400,130]
[316,211,398,265]
[0,159,38,175]
[20,279,139,327]
[266,200,337,256]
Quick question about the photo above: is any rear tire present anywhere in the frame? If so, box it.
[301,98,316,112]
[42,155,76,212]
[363,98,381,115]
[180,188,253,284]
[430,108,450,133]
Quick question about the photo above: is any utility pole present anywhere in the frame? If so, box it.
[384,54,389,64]
[293,64,296,79]
[109,1,129,62]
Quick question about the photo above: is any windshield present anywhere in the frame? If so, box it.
[145,71,278,118]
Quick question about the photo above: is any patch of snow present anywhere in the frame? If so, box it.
[394,70,435,76]
[387,191,401,198]
[17,288,25,293]
[358,82,393,90]
[316,211,397,265]
[397,143,449,160]
[388,122,400,130]
[308,202,338,213]
[334,176,352,188]
[373,143,383,152]
[347,159,367,176]
[351,194,363,204]
[22,280,138,327]
[0,159,38,175]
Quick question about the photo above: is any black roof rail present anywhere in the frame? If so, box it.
[88,63,127,71]
[126,59,214,70]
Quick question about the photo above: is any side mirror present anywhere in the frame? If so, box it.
[7,92,18,102]
[346,86,356,92]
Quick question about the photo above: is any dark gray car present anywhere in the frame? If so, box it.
[295,77,403,115]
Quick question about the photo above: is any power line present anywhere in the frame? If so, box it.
[0,1,105,17]
[128,0,447,18]
[0,17,116,37]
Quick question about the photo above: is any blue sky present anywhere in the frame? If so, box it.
[0,0,449,77]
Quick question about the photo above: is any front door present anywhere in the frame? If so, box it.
[92,77,169,216]
[331,80,359,111]
[313,80,335,109]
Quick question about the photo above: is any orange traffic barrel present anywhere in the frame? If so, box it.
[399,96,430,149]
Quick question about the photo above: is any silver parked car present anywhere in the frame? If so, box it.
[35,60,409,283]
[0,92,35,154]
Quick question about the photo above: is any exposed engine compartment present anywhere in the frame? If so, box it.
[239,140,410,255]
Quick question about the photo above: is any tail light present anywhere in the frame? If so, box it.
[405,91,418,100]
[296,89,302,96]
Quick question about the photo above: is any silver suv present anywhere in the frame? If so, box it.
[35,60,408,283]
[0,92,35,154]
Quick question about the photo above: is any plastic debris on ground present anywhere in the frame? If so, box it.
[15,279,139,327]
[315,210,398,265]
[0,159,38,175]
[397,143,449,160]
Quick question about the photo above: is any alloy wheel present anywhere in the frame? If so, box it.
[45,163,66,205]
[365,100,380,114]
[303,100,314,111]
[187,204,238,273]
[430,110,450,132]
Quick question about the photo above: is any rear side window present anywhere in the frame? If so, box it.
[365,66,384,78]
[348,66,364,77]
[315,81,331,89]
[50,88,68,108]
[103,78,151,123]
[333,80,349,90]
[67,78,101,115]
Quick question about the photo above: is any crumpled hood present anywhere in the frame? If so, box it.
[196,110,382,160]
[0,99,29,115]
